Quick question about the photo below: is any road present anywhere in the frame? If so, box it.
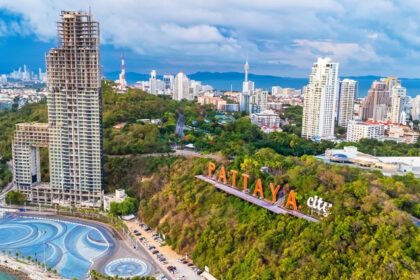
[0,161,13,205]
[107,148,223,162]
[175,112,185,138]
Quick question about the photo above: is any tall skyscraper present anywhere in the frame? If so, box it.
[13,10,103,207]
[302,57,339,139]
[359,80,391,121]
[174,72,190,101]
[337,79,357,127]
[390,85,407,124]
[149,70,157,95]
[240,60,254,112]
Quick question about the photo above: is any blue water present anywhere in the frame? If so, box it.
[0,271,18,280]
[0,216,114,279]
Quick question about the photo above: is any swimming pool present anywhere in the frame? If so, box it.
[0,215,114,279]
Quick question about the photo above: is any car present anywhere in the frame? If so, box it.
[152,233,159,237]
[162,261,168,265]
[158,275,167,280]
[152,250,160,254]
[135,232,142,236]
[196,269,203,275]
[187,263,194,267]
[182,260,188,264]
[177,276,185,280]
[133,229,138,233]
[177,258,185,263]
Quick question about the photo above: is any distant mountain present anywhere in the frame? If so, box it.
[104,71,420,97]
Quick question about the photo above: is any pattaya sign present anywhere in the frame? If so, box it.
[207,162,333,217]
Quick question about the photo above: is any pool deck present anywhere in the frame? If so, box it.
[0,212,169,279]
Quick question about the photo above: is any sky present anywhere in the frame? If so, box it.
[1,0,420,77]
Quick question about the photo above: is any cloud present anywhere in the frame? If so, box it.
[1,0,420,76]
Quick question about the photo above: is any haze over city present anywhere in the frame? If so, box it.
[1,0,420,77]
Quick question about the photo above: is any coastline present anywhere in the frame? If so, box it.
[0,264,39,280]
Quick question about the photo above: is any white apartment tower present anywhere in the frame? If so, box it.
[337,79,357,127]
[302,57,339,139]
[149,70,157,95]
[174,72,190,101]
[13,11,103,207]
[390,85,407,124]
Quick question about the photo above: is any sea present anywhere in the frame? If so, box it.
[0,270,18,280]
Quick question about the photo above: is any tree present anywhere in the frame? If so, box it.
[5,191,26,205]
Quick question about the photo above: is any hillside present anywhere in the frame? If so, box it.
[134,149,419,279]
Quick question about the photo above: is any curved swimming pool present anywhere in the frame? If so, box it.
[0,215,114,279]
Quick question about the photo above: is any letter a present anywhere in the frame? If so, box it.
[285,190,298,211]
[218,166,227,184]
[270,183,280,202]
[253,179,264,198]
[208,162,216,177]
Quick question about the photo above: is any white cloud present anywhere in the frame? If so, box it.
[1,0,420,76]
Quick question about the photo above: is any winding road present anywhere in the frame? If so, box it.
[0,161,13,205]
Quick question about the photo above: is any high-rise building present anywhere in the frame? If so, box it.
[346,120,384,142]
[302,57,339,139]
[240,60,254,112]
[337,79,357,127]
[390,85,407,124]
[411,96,420,121]
[163,75,174,90]
[271,86,282,96]
[250,89,268,113]
[13,10,103,207]
[174,72,190,101]
[359,81,391,121]
[149,70,157,95]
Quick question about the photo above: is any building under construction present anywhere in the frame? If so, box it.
[12,10,103,207]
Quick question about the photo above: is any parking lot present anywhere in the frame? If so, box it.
[125,219,203,280]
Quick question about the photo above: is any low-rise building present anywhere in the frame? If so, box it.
[346,120,384,142]
[198,95,227,111]
[250,110,281,128]
[103,189,127,211]
[387,125,420,144]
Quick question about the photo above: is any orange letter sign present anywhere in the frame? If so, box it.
[208,162,216,177]
[253,179,264,198]
[285,190,298,210]
[230,170,238,187]
[218,166,227,184]
[270,183,280,202]
[242,173,250,191]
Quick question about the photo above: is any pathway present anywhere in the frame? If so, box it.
[196,175,319,223]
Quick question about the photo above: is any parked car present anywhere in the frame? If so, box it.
[177,258,185,263]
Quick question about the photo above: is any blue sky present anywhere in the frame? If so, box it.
[1,0,420,77]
